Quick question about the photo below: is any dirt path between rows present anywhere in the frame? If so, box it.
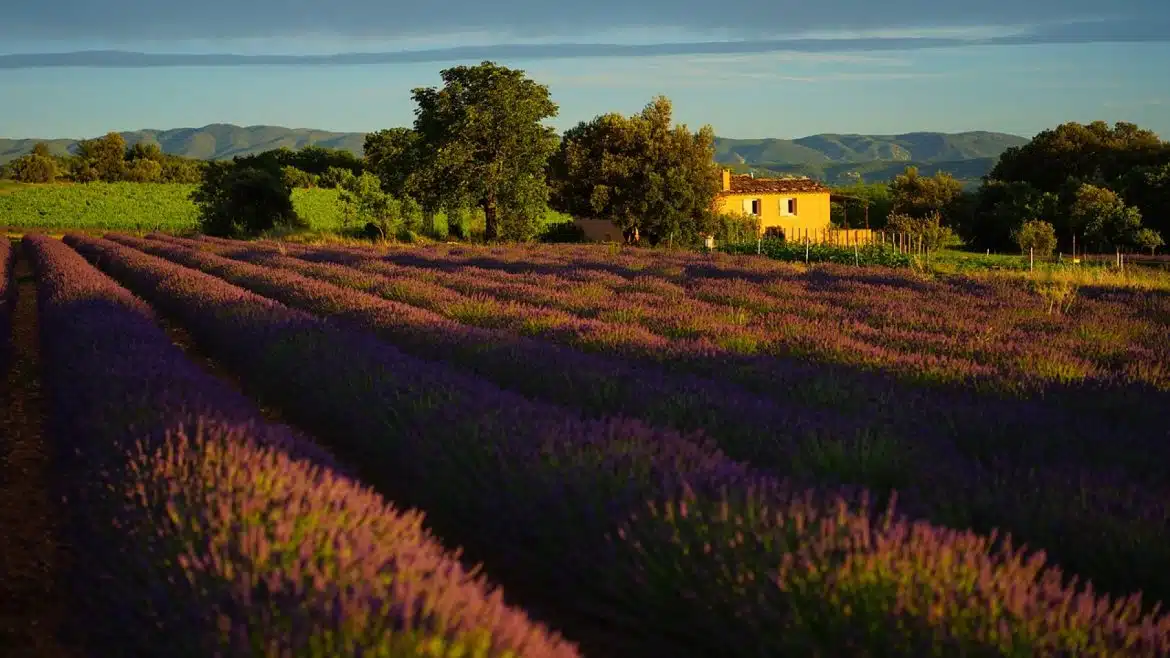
[0,249,74,657]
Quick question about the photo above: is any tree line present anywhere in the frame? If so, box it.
[831,122,1168,255]
[2,133,208,184]
[5,61,1167,253]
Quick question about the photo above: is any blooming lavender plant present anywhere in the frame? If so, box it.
[71,234,1170,655]
[133,233,1170,615]
[27,234,578,658]
[0,237,13,369]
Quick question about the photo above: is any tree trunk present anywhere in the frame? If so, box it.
[483,196,499,241]
[424,210,438,238]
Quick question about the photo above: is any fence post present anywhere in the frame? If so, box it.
[805,237,810,264]
[854,243,859,266]
[1030,247,1034,271]
[757,235,762,255]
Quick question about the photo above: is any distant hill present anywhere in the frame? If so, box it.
[0,124,367,164]
[0,124,1028,184]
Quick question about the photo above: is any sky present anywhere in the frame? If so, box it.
[1,1,1168,141]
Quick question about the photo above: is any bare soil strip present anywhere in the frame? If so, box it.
[0,250,74,657]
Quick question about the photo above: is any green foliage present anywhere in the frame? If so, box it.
[411,61,560,241]
[538,220,587,243]
[889,165,965,221]
[319,166,350,189]
[191,163,304,237]
[990,121,1166,194]
[1134,228,1165,255]
[965,180,1061,251]
[551,96,722,246]
[234,145,363,178]
[362,127,420,198]
[722,238,913,267]
[75,132,129,182]
[0,182,339,232]
[125,141,164,163]
[1013,220,1057,256]
[7,153,59,183]
[980,121,1170,250]
[124,158,163,183]
[281,165,320,189]
[886,211,962,251]
[830,181,894,228]
[337,171,422,239]
[708,212,760,244]
[1069,184,1145,250]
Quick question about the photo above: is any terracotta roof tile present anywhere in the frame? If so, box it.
[721,174,830,195]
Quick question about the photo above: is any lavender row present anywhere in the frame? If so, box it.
[121,234,1170,617]
[246,236,1169,408]
[27,234,576,658]
[116,235,1170,618]
[92,234,1170,656]
[155,234,1170,485]
[0,238,12,370]
[123,235,904,482]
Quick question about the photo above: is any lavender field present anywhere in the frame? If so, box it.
[3,233,1170,657]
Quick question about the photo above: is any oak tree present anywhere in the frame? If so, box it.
[411,61,559,241]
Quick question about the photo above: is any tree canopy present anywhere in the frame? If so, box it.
[411,61,560,241]
[549,95,721,245]
[190,162,304,237]
[967,121,1169,252]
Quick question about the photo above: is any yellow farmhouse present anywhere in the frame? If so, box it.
[713,169,832,238]
[572,168,835,243]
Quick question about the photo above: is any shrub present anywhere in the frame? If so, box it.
[1013,219,1057,257]
[539,220,587,243]
[887,211,962,251]
[191,163,306,238]
[8,153,59,183]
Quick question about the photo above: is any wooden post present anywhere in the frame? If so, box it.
[1030,247,1034,271]
[854,242,859,266]
[805,237,810,263]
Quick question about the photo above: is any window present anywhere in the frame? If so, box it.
[742,198,761,216]
[780,197,798,216]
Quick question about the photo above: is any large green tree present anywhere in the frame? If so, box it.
[549,95,721,245]
[964,180,1060,251]
[75,132,128,182]
[411,61,559,241]
[989,121,1167,194]
[363,128,420,198]
[1068,183,1145,250]
[888,166,964,220]
[6,150,59,183]
[969,121,1169,251]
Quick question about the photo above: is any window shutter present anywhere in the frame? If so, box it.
[743,198,753,214]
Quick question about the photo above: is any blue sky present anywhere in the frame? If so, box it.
[1,1,1167,141]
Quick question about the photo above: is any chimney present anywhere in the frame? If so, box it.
[750,171,755,179]
[721,169,731,192]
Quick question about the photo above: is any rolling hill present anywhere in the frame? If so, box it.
[0,124,1028,184]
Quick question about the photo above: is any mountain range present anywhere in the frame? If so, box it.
[0,124,1029,185]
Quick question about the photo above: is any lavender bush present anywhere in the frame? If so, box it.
[124,234,1170,609]
[68,234,1170,656]
[27,234,577,658]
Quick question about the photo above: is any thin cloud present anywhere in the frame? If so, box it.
[1,0,1160,42]
[2,19,1168,70]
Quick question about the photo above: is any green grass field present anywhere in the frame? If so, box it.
[0,182,571,235]
[0,182,344,232]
